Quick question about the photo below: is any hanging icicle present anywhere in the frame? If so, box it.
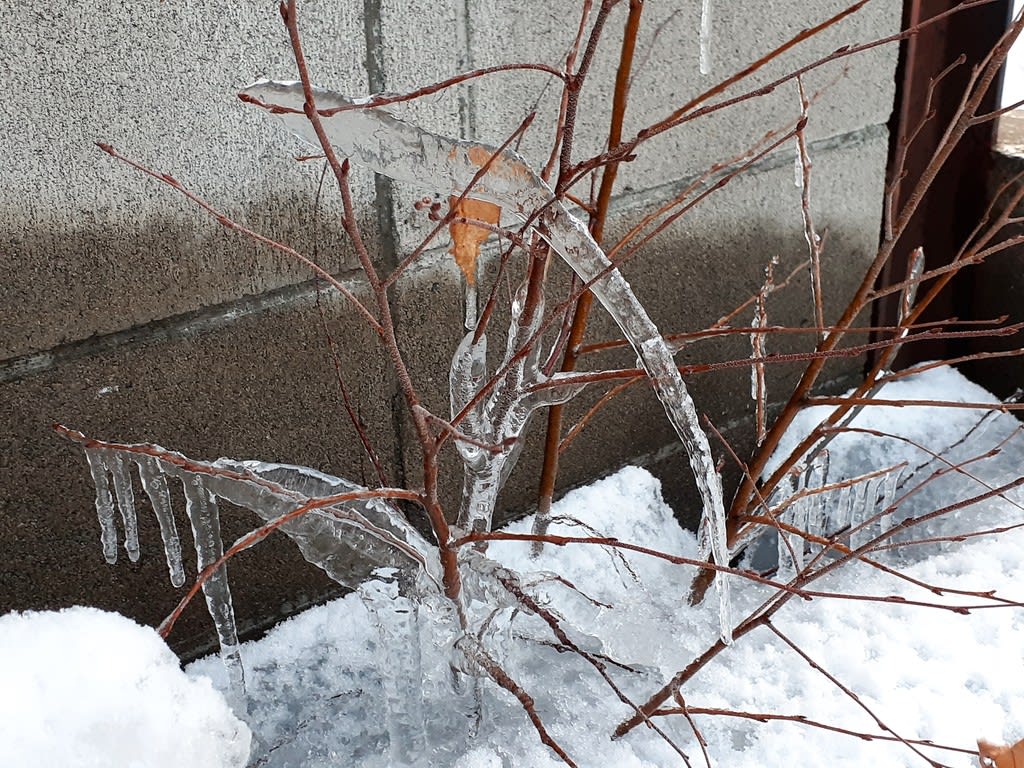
[699,0,713,75]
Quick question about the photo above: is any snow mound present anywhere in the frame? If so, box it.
[0,606,250,768]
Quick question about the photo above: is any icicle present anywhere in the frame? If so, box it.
[777,495,809,579]
[181,473,246,714]
[359,571,427,767]
[449,331,489,471]
[85,448,118,564]
[803,451,829,539]
[416,592,483,756]
[793,152,803,188]
[699,0,713,75]
[832,476,856,539]
[849,478,874,550]
[135,455,185,587]
[106,452,140,563]
[464,280,478,332]
[877,468,902,538]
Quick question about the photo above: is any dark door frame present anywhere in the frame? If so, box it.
[878,0,1012,363]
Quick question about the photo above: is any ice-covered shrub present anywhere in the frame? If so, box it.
[50,1,1024,764]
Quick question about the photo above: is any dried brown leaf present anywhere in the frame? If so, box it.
[448,196,501,285]
[978,737,1024,768]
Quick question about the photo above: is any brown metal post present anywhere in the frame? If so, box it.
[879,0,1010,365]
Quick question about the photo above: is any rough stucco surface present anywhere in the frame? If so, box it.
[2,1,899,657]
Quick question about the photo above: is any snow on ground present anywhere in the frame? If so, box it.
[4,364,1024,767]
[0,606,251,768]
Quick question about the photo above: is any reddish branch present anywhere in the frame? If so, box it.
[536,0,644,551]
[279,0,463,604]
[656,706,977,758]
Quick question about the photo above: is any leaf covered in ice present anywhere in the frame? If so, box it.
[449,196,501,285]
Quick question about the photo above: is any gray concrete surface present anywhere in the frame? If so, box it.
[2,1,899,658]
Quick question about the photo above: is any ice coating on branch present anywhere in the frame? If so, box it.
[450,332,489,472]
[448,288,585,535]
[73,431,447,709]
[135,455,185,587]
[85,448,118,564]
[210,459,441,591]
[699,0,713,75]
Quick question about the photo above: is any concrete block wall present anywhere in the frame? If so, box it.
[2,1,900,657]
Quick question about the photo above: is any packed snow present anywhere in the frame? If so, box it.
[0,606,251,768]
[4,363,1024,767]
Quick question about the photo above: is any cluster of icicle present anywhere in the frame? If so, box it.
[81,439,440,721]
[241,78,733,643]
[761,451,904,578]
[76,435,604,766]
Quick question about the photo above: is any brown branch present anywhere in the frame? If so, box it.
[571,0,1004,188]
[278,0,461,604]
[158,483,422,638]
[723,9,1024,573]
[239,62,566,118]
[536,0,644,552]
[764,621,948,766]
[492,566,693,765]
[460,637,579,766]
[655,706,977,757]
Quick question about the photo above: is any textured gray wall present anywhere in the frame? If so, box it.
[2,1,899,657]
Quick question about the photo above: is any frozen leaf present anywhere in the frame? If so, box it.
[449,196,501,285]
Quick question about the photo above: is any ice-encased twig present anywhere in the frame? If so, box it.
[448,285,585,535]
[241,80,731,635]
[209,459,442,590]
